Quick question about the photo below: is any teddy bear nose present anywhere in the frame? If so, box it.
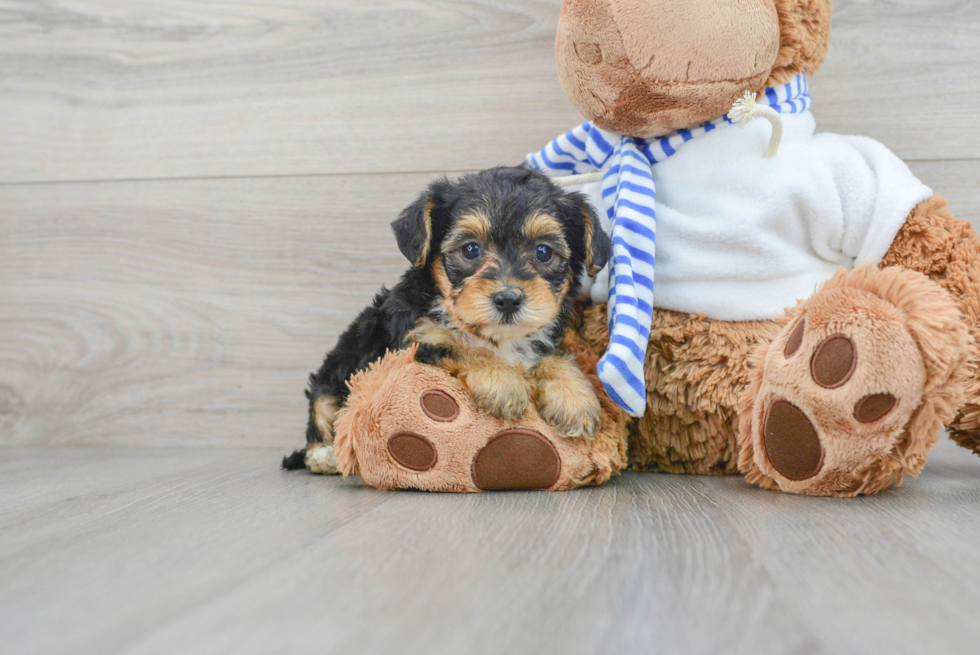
[493,289,523,316]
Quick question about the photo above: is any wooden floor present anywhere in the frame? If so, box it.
[3,1,980,653]
[2,439,980,654]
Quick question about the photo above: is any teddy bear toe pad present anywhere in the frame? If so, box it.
[387,433,438,471]
[420,390,459,422]
[854,393,898,423]
[810,334,857,389]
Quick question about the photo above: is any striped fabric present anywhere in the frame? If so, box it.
[528,74,812,416]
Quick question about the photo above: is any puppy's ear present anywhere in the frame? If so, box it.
[391,192,434,268]
[582,202,611,276]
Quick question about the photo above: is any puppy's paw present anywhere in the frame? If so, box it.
[537,384,601,439]
[460,364,532,422]
[306,444,340,475]
[533,356,602,439]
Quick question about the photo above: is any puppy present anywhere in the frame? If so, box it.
[282,166,611,471]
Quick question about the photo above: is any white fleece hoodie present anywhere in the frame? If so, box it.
[576,110,933,321]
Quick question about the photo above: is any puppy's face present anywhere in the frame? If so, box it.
[436,209,572,342]
[392,167,611,344]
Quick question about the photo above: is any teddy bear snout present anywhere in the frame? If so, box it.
[557,0,783,137]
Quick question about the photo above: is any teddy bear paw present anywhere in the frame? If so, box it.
[360,387,562,491]
[740,266,970,497]
[332,350,625,492]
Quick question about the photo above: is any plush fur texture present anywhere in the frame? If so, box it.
[766,0,832,87]
[881,195,980,455]
[578,302,779,475]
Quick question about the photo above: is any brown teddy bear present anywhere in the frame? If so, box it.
[540,0,980,496]
[322,0,979,497]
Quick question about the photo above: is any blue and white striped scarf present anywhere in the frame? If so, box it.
[528,74,812,416]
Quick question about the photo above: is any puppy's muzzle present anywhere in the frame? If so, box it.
[492,289,523,320]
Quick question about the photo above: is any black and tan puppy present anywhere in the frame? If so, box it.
[282,166,611,471]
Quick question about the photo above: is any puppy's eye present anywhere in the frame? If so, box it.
[535,244,554,264]
[461,242,482,261]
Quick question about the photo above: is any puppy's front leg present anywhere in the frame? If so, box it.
[409,318,530,421]
[408,318,462,367]
[455,351,532,421]
[532,355,601,439]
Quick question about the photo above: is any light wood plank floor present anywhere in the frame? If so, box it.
[3,2,980,653]
[2,439,980,655]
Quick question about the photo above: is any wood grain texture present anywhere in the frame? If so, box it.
[0,173,445,447]
[908,160,980,221]
[1,440,979,655]
[1,0,979,184]
[0,0,570,183]
[811,0,980,160]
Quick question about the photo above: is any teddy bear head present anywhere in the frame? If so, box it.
[556,0,832,138]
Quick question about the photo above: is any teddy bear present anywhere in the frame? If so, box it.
[314,0,979,497]
[532,0,980,497]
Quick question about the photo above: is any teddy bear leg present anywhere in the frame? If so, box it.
[577,304,780,474]
[330,342,628,492]
[738,264,972,497]
[880,194,980,455]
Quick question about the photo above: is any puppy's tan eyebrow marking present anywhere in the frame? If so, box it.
[443,211,491,251]
[523,213,562,240]
[523,213,569,257]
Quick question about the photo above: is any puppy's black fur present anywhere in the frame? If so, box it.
[283,166,609,469]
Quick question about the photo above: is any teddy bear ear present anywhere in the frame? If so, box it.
[767,0,833,86]
[391,192,435,268]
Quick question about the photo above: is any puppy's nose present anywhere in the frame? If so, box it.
[493,289,523,316]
